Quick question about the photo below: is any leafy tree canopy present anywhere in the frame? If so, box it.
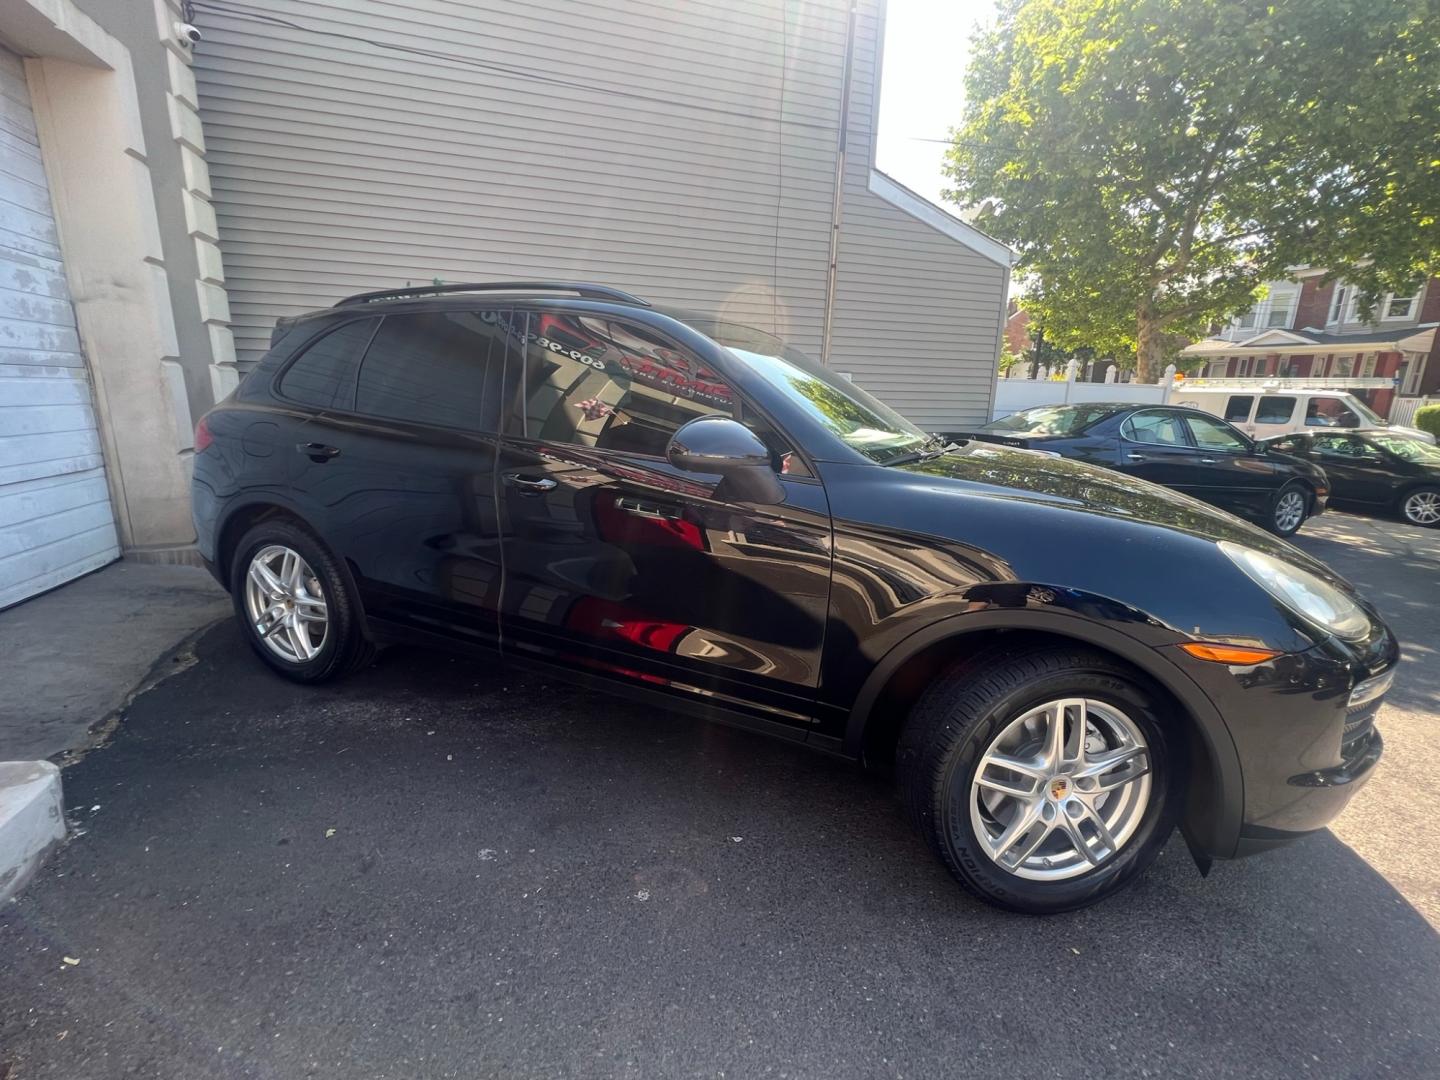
[946,0,1440,380]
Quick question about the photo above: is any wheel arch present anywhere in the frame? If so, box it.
[215,499,366,622]
[214,497,314,592]
[846,611,1245,859]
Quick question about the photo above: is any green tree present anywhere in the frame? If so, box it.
[997,339,1022,374]
[946,0,1440,382]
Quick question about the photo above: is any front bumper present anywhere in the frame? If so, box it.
[1170,621,1397,858]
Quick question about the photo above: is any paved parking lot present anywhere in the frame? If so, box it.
[2,511,1438,1079]
[1288,512,1440,928]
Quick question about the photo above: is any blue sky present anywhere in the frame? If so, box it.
[876,0,997,208]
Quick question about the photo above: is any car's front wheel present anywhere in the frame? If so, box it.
[230,519,375,682]
[1399,487,1440,528]
[898,644,1180,914]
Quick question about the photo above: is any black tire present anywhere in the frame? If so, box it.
[1398,486,1440,528]
[229,518,375,683]
[1267,481,1310,537]
[897,643,1181,915]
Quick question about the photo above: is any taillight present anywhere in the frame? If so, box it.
[194,416,214,453]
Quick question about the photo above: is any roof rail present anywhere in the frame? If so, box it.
[333,281,651,308]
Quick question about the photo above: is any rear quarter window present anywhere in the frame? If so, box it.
[277,318,379,411]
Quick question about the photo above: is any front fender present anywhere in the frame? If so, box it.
[842,602,1246,860]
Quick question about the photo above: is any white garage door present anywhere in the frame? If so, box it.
[0,46,119,609]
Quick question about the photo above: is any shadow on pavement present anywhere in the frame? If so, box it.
[2,622,1437,1079]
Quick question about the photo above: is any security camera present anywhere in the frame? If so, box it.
[175,22,202,45]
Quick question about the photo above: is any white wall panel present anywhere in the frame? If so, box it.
[0,45,120,608]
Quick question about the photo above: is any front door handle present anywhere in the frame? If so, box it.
[297,442,341,462]
[1126,452,1146,461]
[502,472,557,494]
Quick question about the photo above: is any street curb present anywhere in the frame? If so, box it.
[0,761,65,903]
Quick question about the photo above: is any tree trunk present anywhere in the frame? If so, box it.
[1136,303,1163,384]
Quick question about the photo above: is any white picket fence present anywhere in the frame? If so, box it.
[993,362,1176,421]
[1390,396,1439,426]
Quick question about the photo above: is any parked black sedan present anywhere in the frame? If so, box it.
[1262,429,1440,527]
[949,403,1329,536]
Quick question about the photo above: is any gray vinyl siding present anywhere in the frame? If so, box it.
[0,46,121,609]
[192,0,1004,428]
[828,1,1005,429]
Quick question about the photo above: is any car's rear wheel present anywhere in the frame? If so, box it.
[1269,482,1309,536]
[1399,487,1440,528]
[230,519,375,682]
[897,644,1180,914]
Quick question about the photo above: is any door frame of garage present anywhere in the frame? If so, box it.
[1,0,196,560]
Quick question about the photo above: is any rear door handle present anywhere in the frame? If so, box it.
[1199,457,1220,464]
[502,472,557,494]
[297,442,341,462]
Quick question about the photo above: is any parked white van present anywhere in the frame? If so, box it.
[1173,386,1437,444]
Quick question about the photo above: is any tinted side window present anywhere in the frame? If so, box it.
[517,310,734,457]
[356,310,508,431]
[1254,396,1296,423]
[1185,414,1249,451]
[1122,411,1188,446]
[278,318,378,410]
[1223,395,1254,422]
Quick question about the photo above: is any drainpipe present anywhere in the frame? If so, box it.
[820,0,859,365]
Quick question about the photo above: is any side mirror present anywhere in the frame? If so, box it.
[667,416,785,506]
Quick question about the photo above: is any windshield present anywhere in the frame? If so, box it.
[1372,434,1440,463]
[1348,397,1385,425]
[983,404,1115,436]
[688,317,932,464]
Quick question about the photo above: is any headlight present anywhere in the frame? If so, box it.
[1218,541,1370,642]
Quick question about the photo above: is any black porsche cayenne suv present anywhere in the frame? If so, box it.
[192,282,1398,914]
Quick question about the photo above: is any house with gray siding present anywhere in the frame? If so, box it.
[0,0,1007,607]
[189,0,1011,430]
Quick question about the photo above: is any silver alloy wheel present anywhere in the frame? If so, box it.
[970,697,1152,881]
[1403,490,1440,526]
[1274,490,1306,533]
[244,544,329,663]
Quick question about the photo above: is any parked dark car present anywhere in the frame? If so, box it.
[949,402,1329,536]
[192,282,1397,914]
[1261,429,1440,527]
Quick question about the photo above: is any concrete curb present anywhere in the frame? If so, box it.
[0,761,65,903]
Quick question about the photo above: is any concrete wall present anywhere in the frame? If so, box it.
[2,0,199,557]
[73,0,241,414]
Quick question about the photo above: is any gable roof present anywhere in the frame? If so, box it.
[1231,329,1315,347]
[867,171,1017,269]
[1184,323,1437,356]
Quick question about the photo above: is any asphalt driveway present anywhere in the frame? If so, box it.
[2,511,1438,1079]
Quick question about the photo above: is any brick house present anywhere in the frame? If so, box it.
[1004,302,1031,357]
[1181,270,1440,418]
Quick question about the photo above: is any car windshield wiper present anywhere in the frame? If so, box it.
[881,435,961,466]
